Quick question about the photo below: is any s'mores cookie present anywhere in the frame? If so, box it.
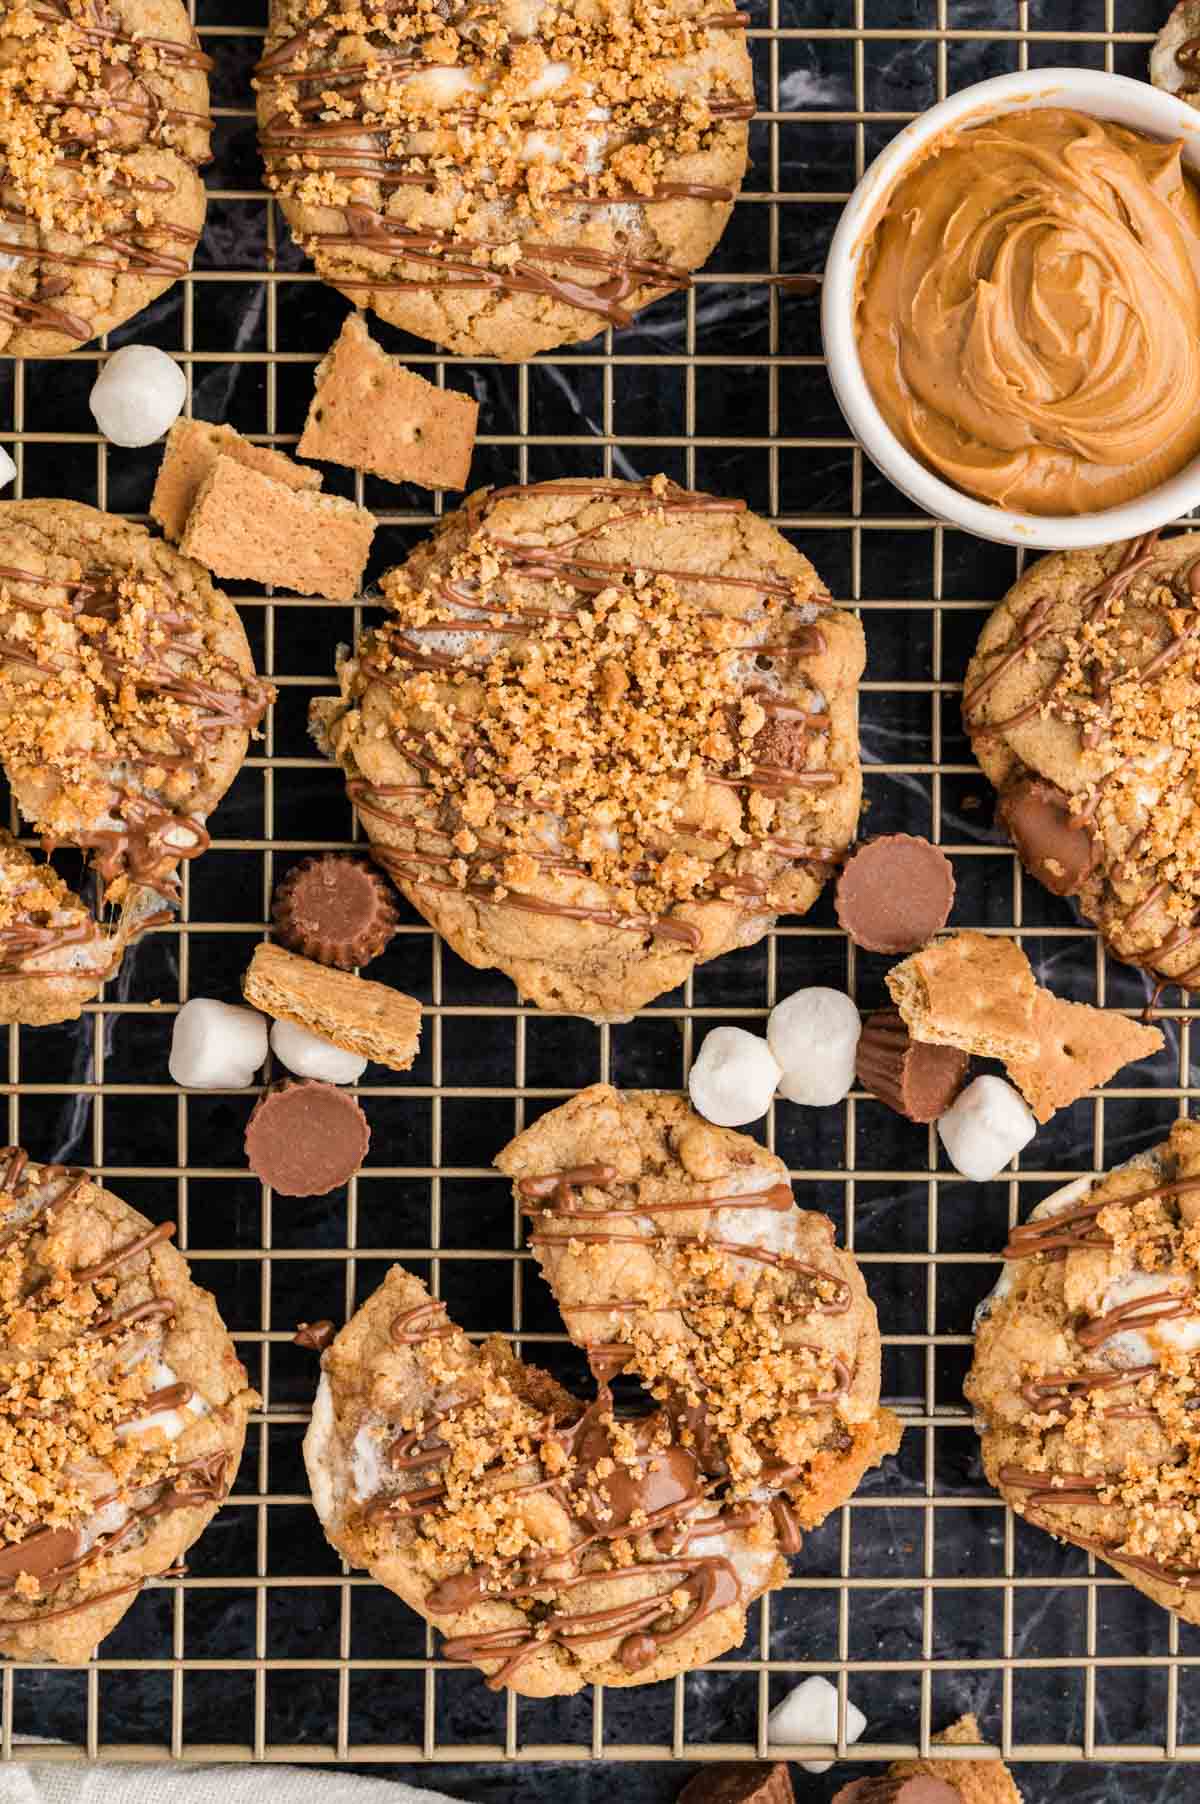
[1151,4,1200,106]
[0,1150,253,1664]
[964,534,1200,994]
[313,476,864,1018]
[255,0,753,359]
[0,1,211,356]
[968,1118,1200,1629]
[0,831,118,1027]
[0,501,271,908]
[304,1088,900,1694]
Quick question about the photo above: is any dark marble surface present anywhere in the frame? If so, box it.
[2,0,1199,1798]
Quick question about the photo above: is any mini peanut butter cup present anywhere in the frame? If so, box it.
[997,777,1097,898]
[835,835,955,954]
[245,1079,369,1196]
[272,854,399,969]
[677,1763,794,1804]
[832,1778,960,1804]
[857,1008,968,1123]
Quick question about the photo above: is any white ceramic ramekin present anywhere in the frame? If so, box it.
[821,68,1200,551]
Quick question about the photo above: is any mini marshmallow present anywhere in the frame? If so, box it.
[688,1026,781,1127]
[271,1016,367,1086]
[0,446,15,492]
[938,1074,1037,1182]
[768,987,861,1106]
[169,998,268,1090]
[90,345,187,448]
[766,1674,866,1773]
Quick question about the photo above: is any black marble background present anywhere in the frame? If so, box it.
[2,0,1198,1800]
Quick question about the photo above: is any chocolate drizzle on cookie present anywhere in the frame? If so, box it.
[965,532,1200,989]
[350,1162,864,1686]
[0,533,271,903]
[1003,1174,1200,1261]
[404,1377,791,1686]
[0,0,212,347]
[520,1166,853,1315]
[331,478,842,953]
[0,1150,234,1643]
[255,0,751,331]
[979,1126,1200,1596]
[0,832,113,988]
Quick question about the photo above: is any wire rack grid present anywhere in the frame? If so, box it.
[0,0,1192,1790]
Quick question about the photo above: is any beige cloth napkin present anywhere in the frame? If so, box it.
[2,1764,467,1804]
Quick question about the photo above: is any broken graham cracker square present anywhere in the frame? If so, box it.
[243,941,421,1073]
[1007,990,1164,1123]
[885,929,1040,1064]
[179,456,376,602]
[151,418,322,543]
[298,312,478,492]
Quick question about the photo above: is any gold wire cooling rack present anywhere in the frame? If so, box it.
[0,0,1195,1780]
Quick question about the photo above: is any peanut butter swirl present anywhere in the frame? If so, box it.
[856,108,1200,515]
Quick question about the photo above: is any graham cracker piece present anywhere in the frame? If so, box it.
[243,941,421,1073]
[299,312,478,492]
[179,456,376,601]
[151,419,322,543]
[1007,990,1164,1123]
[885,930,1040,1063]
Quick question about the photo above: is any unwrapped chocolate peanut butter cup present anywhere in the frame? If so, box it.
[245,1079,369,1196]
[997,777,1097,899]
[835,835,955,954]
[857,1008,968,1123]
[272,854,398,969]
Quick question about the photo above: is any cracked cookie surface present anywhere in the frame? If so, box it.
[255,0,752,359]
[313,476,864,1018]
[304,1087,899,1695]
[0,0,211,356]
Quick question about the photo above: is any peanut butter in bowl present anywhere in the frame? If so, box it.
[854,106,1200,517]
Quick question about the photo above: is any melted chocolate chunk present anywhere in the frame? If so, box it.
[753,716,810,770]
[997,778,1097,898]
[293,1319,336,1352]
